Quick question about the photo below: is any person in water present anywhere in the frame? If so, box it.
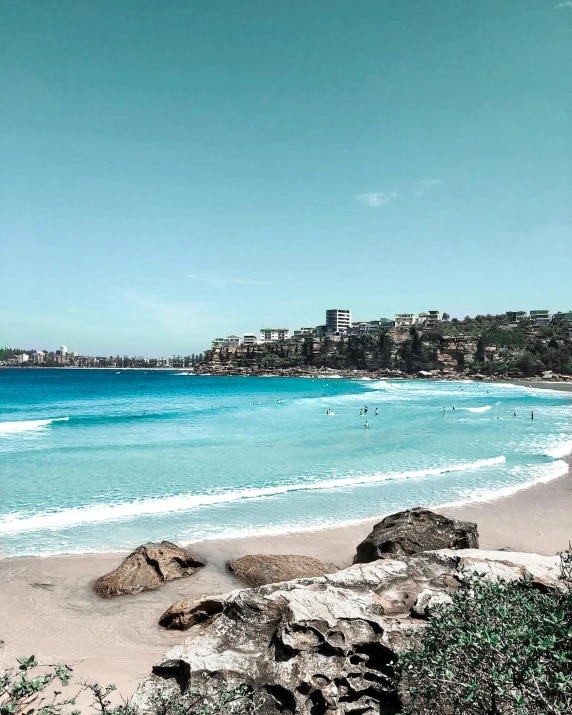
[514,412,517,417]
[531,410,534,420]
[364,421,369,428]
[364,406,368,414]
[360,409,363,416]
[375,408,379,416]
[452,405,455,410]
[443,407,446,416]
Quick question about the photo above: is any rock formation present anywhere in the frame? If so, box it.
[227,554,339,587]
[93,541,206,597]
[133,549,561,714]
[354,507,479,563]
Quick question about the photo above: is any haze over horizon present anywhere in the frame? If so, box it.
[1,0,571,355]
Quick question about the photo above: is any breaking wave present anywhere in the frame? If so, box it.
[460,405,492,413]
[0,456,506,535]
[0,417,69,436]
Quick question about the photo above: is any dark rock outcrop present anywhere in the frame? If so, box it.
[133,549,561,715]
[227,554,339,587]
[93,541,205,597]
[354,508,479,563]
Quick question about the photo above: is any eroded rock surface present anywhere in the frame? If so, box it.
[354,507,479,563]
[227,554,339,587]
[93,541,206,597]
[134,549,560,714]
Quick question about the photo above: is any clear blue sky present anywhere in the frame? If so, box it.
[1,0,571,355]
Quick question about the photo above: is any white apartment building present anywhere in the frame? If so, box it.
[243,333,257,345]
[17,354,30,363]
[260,328,290,342]
[424,311,441,327]
[211,336,241,348]
[60,344,68,356]
[530,310,552,326]
[325,309,351,334]
[395,313,417,328]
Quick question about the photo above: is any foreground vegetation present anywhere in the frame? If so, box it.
[3,549,571,714]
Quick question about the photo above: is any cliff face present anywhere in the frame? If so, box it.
[195,332,479,376]
[195,324,572,378]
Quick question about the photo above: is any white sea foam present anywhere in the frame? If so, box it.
[544,439,572,459]
[0,456,506,535]
[460,405,492,413]
[0,417,69,435]
[438,459,569,509]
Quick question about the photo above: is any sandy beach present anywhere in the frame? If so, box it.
[1,454,571,700]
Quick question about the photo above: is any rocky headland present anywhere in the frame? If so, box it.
[129,509,567,714]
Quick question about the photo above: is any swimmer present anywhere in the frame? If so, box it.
[514,412,516,417]
[375,408,379,416]
[443,407,446,416]
[364,421,369,428]
[531,410,534,420]
[360,409,363,416]
[452,405,455,410]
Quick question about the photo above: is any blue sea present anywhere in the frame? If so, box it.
[0,369,570,557]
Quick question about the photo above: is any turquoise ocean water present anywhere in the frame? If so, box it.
[0,369,570,557]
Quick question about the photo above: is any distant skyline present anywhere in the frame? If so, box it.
[2,0,571,355]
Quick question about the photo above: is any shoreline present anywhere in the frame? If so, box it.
[1,457,571,699]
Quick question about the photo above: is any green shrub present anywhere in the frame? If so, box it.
[398,549,572,714]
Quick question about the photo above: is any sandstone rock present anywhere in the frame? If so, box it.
[411,588,453,618]
[135,549,561,714]
[354,508,478,563]
[227,554,339,587]
[93,541,205,597]
[159,595,225,630]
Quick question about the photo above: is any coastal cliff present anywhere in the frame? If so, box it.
[195,320,572,379]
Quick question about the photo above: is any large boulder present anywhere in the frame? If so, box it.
[133,549,561,715]
[93,541,205,597]
[354,508,478,563]
[227,554,339,587]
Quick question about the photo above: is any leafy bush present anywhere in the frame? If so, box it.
[0,656,132,715]
[398,548,572,714]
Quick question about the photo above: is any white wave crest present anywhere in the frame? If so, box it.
[460,405,492,413]
[439,459,569,509]
[544,439,572,459]
[0,456,506,535]
[0,417,69,435]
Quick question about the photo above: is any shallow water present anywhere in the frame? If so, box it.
[0,369,570,556]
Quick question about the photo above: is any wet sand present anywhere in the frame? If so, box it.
[1,457,571,701]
